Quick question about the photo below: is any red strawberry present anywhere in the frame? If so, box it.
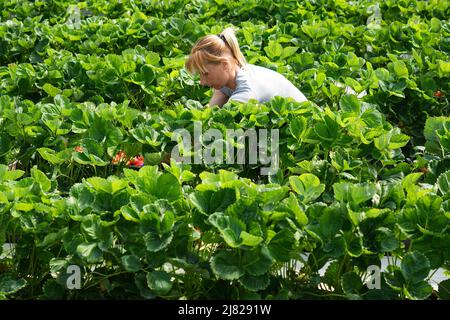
[127,155,144,167]
[434,90,443,97]
[74,146,83,152]
[112,150,127,164]
[419,167,428,174]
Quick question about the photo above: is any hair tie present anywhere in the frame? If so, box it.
[217,34,226,43]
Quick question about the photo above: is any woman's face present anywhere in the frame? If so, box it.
[199,60,233,90]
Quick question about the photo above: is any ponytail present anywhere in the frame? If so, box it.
[218,27,246,69]
[185,26,247,74]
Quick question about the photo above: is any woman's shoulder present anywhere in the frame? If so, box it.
[243,64,283,77]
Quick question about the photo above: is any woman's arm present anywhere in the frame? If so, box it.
[208,89,228,107]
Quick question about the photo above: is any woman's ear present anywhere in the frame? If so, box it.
[221,59,230,71]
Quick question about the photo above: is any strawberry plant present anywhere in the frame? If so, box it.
[1,0,449,300]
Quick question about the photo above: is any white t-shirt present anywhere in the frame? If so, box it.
[220,64,307,103]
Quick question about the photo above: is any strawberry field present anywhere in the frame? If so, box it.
[0,0,450,300]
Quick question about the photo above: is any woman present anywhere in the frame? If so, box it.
[185,27,308,107]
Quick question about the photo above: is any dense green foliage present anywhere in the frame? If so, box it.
[0,0,449,299]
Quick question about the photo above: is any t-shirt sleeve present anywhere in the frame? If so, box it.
[220,87,233,97]
[228,85,256,103]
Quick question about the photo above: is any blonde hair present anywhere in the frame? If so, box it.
[185,27,247,74]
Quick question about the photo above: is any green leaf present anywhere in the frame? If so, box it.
[0,191,8,204]
[401,252,430,284]
[313,115,339,143]
[140,64,155,84]
[122,255,142,272]
[424,117,450,155]
[346,237,363,257]
[208,213,245,248]
[73,151,109,166]
[374,128,409,150]
[105,127,124,149]
[240,231,263,247]
[210,250,244,280]
[49,258,69,275]
[43,83,62,97]
[76,242,103,263]
[242,247,273,276]
[130,193,152,212]
[70,183,95,211]
[318,206,344,239]
[430,17,441,32]
[285,193,308,226]
[38,148,68,165]
[289,174,325,204]
[199,170,239,187]
[106,54,123,73]
[437,279,450,300]
[130,126,161,147]
[351,183,377,206]
[281,46,299,59]
[437,170,450,197]
[80,214,111,241]
[268,229,294,262]
[140,201,175,234]
[341,271,364,296]
[145,51,160,66]
[255,185,289,206]
[138,172,181,201]
[221,228,242,248]
[289,117,307,141]
[375,227,399,252]
[62,231,83,256]
[120,205,140,223]
[402,173,423,192]
[0,167,24,182]
[144,232,173,252]
[437,60,450,78]
[391,61,409,79]
[333,182,376,206]
[86,177,128,194]
[136,166,160,189]
[31,167,51,192]
[339,94,361,114]
[239,274,270,292]
[37,227,68,248]
[135,274,156,299]
[388,132,410,149]
[0,275,27,295]
[128,65,156,93]
[400,195,446,236]
[190,188,236,214]
[265,40,283,59]
[42,279,66,299]
[146,271,172,296]
[13,202,34,212]
[110,178,129,194]
[404,280,433,300]
[384,267,405,290]
[86,177,112,194]
[323,236,346,258]
[302,24,329,40]
[344,78,363,93]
